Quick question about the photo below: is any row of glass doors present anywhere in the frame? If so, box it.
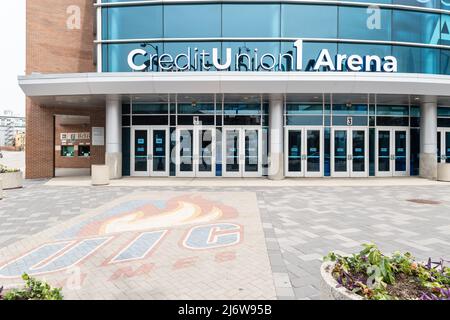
[285,127,410,177]
[131,125,411,178]
[131,126,262,177]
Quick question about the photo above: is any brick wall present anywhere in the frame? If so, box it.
[25,0,101,179]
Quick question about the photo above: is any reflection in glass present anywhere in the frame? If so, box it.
[226,130,240,172]
[438,131,442,163]
[222,4,280,38]
[153,130,166,172]
[199,130,213,172]
[245,130,259,172]
[307,130,320,172]
[378,131,391,172]
[179,130,193,172]
[334,130,347,172]
[395,131,407,172]
[446,132,450,163]
[352,131,365,172]
[135,130,148,172]
[288,131,302,172]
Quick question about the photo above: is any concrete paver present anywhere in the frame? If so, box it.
[1,179,450,299]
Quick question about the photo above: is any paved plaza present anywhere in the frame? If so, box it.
[1,179,450,299]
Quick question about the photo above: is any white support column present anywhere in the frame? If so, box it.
[106,95,122,179]
[268,94,285,180]
[420,96,437,180]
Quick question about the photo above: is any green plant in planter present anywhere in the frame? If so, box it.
[324,244,450,300]
[1,273,63,300]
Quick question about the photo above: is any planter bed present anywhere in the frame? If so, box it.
[0,171,23,190]
[321,244,450,300]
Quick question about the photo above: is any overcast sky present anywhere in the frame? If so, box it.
[0,1,25,116]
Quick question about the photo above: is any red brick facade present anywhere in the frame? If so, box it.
[25,0,104,179]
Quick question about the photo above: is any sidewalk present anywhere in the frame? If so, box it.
[44,176,447,188]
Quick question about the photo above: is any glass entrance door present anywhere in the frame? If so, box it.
[197,128,216,177]
[223,127,262,177]
[438,129,450,163]
[176,127,216,177]
[131,127,169,177]
[331,128,368,177]
[285,127,323,177]
[376,128,409,176]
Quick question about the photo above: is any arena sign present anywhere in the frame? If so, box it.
[128,39,398,73]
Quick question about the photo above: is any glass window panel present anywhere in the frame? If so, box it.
[286,104,323,115]
[393,0,440,9]
[376,117,409,126]
[393,10,440,45]
[178,103,215,115]
[222,4,281,37]
[438,106,450,116]
[393,46,440,74]
[282,4,337,38]
[332,104,368,115]
[333,116,368,126]
[440,15,450,46]
[103,6,163,40]
[339,7,391,41]
[442,49,450,75]
[286,116,324,126]
[164,4,221,38]
[377,105,409,116]
[222,42,281,72]
[133,104,168,114]
[224,103,261,115]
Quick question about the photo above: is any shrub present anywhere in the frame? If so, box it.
[0,164,20,174]
[324,244,450,300]
[1,274,63,300]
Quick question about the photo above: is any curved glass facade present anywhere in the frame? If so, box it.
[100,1,450,74]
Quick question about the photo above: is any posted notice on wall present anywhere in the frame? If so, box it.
[92,127,105,146]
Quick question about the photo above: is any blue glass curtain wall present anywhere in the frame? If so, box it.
[102,0,450,11]
[101,2,450,74]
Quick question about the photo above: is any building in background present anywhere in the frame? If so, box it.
[0,110,25,148]
[18,0,450,180]
[15,132,26,151]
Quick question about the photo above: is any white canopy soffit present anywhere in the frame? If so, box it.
[18,72,450,97]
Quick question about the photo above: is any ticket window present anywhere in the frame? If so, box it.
[78,145,91,157]
[61,146,75,157]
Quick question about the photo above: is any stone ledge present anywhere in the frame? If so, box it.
[320,261,363,300]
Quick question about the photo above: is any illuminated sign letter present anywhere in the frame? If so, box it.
[346,54,363,72]
[294,39,303,71]
[213,48,232,70]
[128,49,148,71]
[382,56,398,72]
[314,49,335,71]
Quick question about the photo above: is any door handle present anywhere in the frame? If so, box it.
[301,155,307,161]
[347,155,353,161]
[390,155,395,160]
[147,155,153,161]
[442,155,447,161]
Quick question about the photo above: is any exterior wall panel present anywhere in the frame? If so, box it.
[25,0,98,179]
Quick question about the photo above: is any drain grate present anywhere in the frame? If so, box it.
[407,199,441,205]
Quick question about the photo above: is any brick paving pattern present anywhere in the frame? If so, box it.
[1,181,450,299]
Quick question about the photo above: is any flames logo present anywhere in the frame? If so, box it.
[66,195,238,238]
